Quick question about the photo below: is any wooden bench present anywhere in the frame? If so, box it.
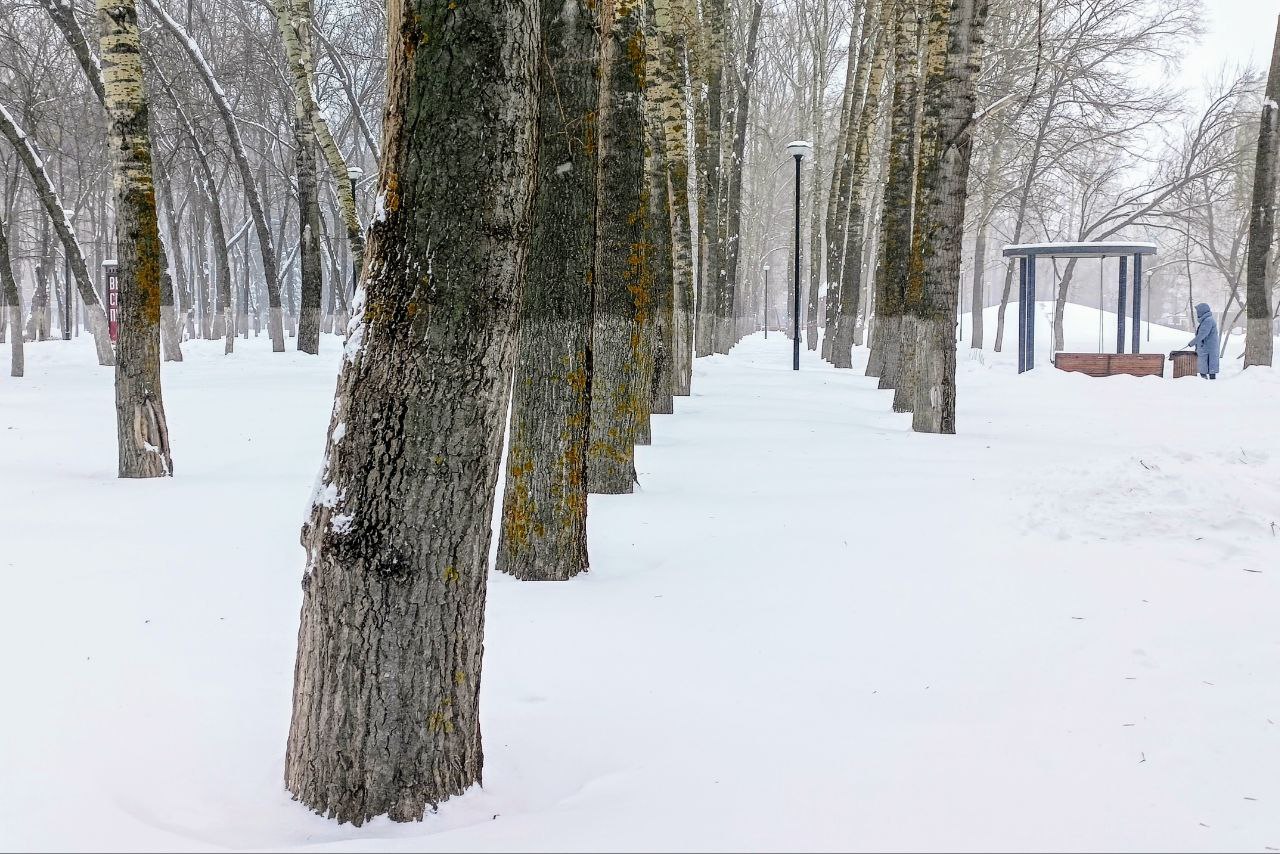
[1053,352,1165,378]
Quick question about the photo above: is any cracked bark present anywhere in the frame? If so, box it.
[284,0,537,824]
[496,0,600,581]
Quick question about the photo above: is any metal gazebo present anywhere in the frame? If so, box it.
[1000,241,1158,374]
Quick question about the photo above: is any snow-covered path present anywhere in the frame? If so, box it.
[2,328,1279,852]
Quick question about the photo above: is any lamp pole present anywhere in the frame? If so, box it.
[786,140,811,370]
[763,264,769,338]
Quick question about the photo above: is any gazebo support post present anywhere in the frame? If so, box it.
[1131,252,1142,354]
[1026,253,1037,370]
[1116,256,1128,354]
[1018,257,1027,373]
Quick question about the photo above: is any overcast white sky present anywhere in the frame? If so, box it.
[1178,1,1277,99]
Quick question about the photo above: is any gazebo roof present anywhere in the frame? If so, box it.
[1001,241,1158,259]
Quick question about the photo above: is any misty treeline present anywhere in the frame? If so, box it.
[2,0,1279,826]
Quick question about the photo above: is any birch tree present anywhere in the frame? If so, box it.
[99,0,174,477]
[0,215,21,377]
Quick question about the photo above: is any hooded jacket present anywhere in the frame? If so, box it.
[1189,302,1220,375]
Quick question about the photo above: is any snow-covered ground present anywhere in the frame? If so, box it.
[2,305,1279,852]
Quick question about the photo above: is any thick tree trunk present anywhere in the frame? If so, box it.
[831,2,888,368]
[654,0,695,395]
[908,0,989,433]
[0,217,22,377]
[645,13,677,417]
[893,0,948,413]
[588,0,648,495]
[144,0,285,352]
[496,0,599,582]
[867,0,919,385]
[295,113,323,355]
[695,2,724,359]
[1245,16,1280,368]
[0,104,113,365]
[284,0,537,825]
[100,0,173,478]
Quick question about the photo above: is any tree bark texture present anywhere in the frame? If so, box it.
[653,0,694,395]
[694,0,724,358]
[866,0,919,385]
[295,113,324,355]
[907,0,988,433]
[100,0,174,478]
[589,0,648,495]
[496,0,599,582]
[717,0,764,353]
[644,20,677,417]
[1245,15,1280,367]
[284,0,537,825]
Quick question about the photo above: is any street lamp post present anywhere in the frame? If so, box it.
[347,166,363,297]
[785,140,811,371]
[763,264,769,338]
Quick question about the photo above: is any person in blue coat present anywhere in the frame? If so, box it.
[1187,302,1220,379]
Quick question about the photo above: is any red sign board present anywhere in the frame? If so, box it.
[104,261,119,342]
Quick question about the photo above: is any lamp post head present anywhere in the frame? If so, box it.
[763,264,770,272]
[347,166,364,181]
[786,139,812,159]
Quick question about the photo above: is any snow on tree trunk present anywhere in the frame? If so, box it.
[496,0,600,582]
[0,217,23,377]
[695,0,724,359]
[283,0,537,824]
[1245,16,1280,368]
[0,103,113,365]
[100,0,173,478]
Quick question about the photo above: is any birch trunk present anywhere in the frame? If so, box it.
[1245,16,1280,368]
[100,0,174,478]
[275,0,365,291]
[0,104,113,365]
[0,217,22,377]
[588,0,648,495]
[496,0,599,581]
[143,0,285,352]
[284,0,537,825]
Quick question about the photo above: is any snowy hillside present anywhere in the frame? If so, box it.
[2,306,1279,851]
